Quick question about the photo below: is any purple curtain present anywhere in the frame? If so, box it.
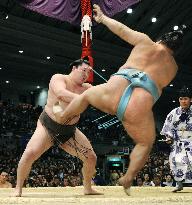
[17,0,140,25]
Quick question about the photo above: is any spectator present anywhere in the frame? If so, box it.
[0,171,12,188]
[161,86,192,192]
[143,173,152,186]
[136,177,143,187]
[151,174,162,187]
[162,174,176,187]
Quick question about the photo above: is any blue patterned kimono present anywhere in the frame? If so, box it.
[161,106,192,182]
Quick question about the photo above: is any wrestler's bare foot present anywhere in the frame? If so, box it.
[118,176,131,196]
[11,188,22,197]
[84,188,103,195]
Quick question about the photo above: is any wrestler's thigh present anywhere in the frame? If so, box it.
[125,87,154,117]
[85,83,115,114]
[123,110,156,145]
[25,120,53,154]
[61,128,95,161]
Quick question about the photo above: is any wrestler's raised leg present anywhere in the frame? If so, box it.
[12,120,53,197]
[58,83,115,124]
[61,129,102,195]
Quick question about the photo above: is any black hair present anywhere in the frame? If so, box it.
[157,25,186,52]
[69,58,90,70]
[179,85,191,98]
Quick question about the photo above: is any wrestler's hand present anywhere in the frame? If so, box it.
[54,111,63,124]
[93,4,105,23]
[53,102,70,124]
[53,101,80,125]
[54,110,78,125]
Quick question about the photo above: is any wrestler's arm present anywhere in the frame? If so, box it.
[61,82,92,114]
[59,92,90,123]
[55,82,92,123]
[50,74,78,103]
[93,4,151,46]
[60,83,108,123]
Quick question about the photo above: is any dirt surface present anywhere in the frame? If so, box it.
[1,186,192,205]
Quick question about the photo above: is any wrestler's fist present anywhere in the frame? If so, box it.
[93,4,104,23]
[53,102,63,114]
[53,102,64,123]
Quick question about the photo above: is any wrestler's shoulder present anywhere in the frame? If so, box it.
[51,74,68,80]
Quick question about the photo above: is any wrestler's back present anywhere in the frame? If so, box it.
[96,41,178,115]
[119,42,178,91]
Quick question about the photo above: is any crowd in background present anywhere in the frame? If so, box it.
[0,102,177,188]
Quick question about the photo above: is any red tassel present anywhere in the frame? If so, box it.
[81,0,94,83]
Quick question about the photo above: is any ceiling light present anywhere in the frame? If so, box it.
[169,84,173,87]
[6,80,10,84]
[173,26,179,31]
[19,50,23,54]
[0,11,8,20]
[46,56,51,60]
[102,69,106,72]
[127,8,132,14]
[0,67,2,70]
[37,85,40,89]
[172,100,176,103]
[151,17,157,23]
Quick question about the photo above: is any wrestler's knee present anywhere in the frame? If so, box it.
[138,137,155,152]
[20,147,40,163]
[85,150,97,165]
